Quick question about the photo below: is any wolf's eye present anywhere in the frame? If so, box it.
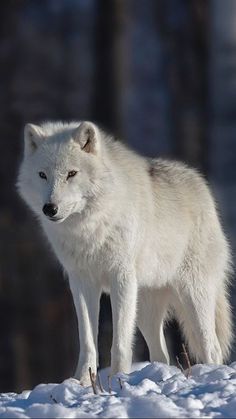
[67,170,77,180]
[39,171,47,180]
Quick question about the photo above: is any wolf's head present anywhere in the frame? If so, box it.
[17,121,110,223]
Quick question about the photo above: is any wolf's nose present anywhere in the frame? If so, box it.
[43,203,58,217]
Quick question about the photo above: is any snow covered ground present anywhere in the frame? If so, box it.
[1,362,236,418]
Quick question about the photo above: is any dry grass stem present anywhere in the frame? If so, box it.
[50,394,58,404]
[176,355,185,374]
[89,367,98,395]
[108,375,112,394]
[181,343,192,378]
[97,371,105,393]
[118,377,123,390]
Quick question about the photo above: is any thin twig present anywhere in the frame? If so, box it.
[97,371,104,393]
[50,394,58,404]
[181,343,192,378]
[108,375,112,394]
[176,355,185,374]
[89,367,98,394]
[117,377,123,390]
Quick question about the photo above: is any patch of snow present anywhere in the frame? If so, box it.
[1,362,236,418]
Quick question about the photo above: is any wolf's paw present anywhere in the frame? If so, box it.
[74,377,91,387]
[80,378,92,387]
[110,356,131,377]
[73,373,91,387]
[74,365,97,387]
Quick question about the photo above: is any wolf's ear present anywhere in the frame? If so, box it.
[72,122,100,154]
[24,123,45,155]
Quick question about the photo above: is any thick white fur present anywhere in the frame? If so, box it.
[17,121,233,385]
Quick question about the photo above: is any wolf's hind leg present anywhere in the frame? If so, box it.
[137,287,170,364]
[173,279,223,365]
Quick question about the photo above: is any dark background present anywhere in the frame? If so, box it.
[0,0,236,393]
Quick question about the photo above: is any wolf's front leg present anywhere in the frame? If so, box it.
[68,273,101,386]
[110,270,137,375]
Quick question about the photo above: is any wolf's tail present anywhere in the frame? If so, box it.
[215,290,233,362]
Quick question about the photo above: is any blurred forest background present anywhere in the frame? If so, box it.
[0,0,236,393]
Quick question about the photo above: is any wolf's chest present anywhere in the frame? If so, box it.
[46,221,115,275]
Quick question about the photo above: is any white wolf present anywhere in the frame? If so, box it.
[17,121,233,385]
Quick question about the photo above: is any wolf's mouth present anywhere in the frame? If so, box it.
[48,216,64,223]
